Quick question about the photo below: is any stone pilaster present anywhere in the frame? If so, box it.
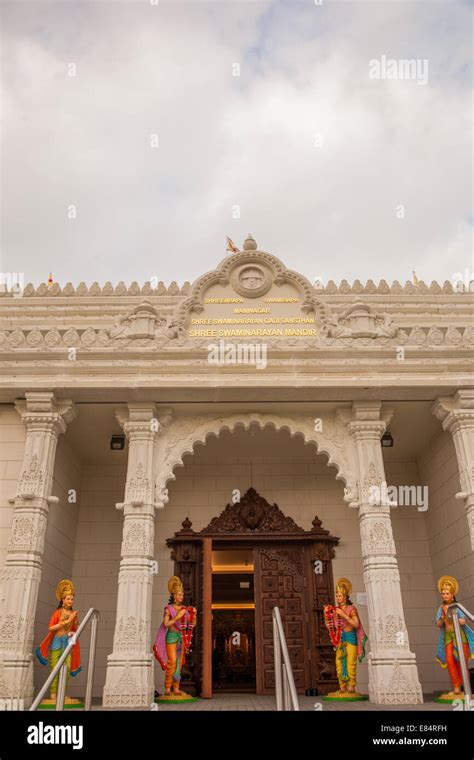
[102,404,169,708]
[432,389,474,551]
[344,401,423,704]
[0,392,76,707]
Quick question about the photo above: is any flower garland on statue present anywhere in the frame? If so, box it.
[177,606,196,654]
[324,604,346,648]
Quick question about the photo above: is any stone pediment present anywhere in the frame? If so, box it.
[169,236,330,341]
[199,487,306,534]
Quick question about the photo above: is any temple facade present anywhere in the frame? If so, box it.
[0,236,472,708]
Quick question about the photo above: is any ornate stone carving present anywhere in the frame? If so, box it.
[126,463,151,504]
[231,263,272,298]
[107,301,171,341]
[102,661,152,708]
[122,522,147,553]
[366,520,396,555]
[374,658,423,705]
[114,617,147,647]
[157,412,356,506]
[63,328,79,346]
[17,455,43,498]
[325,301,398,339]
[376,614,406,648]
[44,329,61,347]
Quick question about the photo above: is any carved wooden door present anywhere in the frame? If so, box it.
[254,545,310,695]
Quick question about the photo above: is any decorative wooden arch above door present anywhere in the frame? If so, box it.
[166,488,340,697]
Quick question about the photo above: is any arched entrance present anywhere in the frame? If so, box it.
[166,487,339,697]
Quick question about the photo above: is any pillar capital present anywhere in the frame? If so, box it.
[340,402,393,441]
[432,389,474,433]
[15,392,76,436]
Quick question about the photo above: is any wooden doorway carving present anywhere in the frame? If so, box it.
[166,487,340,696]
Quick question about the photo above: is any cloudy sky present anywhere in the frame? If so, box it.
[1,0,472,288]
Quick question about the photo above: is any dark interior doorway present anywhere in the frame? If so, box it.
[211,549,256,692]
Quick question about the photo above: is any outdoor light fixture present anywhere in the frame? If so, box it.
[381,431,394,448]
[110,435,125,451]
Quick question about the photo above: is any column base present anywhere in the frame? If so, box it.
[368,654,423,704]
[0,655,34,709]
[102,655,154,709]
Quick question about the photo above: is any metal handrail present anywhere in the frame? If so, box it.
[30,607,100,711]
[272,606,299,711]
[446,602,473,710]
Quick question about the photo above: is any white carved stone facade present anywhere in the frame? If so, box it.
[0,241,472,707]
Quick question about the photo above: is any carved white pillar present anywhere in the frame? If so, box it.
[344,402,423,704]
[432,389,474,551]
[102,403,168,709]
[0,392,76,707]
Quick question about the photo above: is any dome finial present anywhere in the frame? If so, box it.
[243,233,257,251]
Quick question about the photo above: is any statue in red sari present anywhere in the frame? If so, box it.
[153,576,197,700]
[35,579,82,704]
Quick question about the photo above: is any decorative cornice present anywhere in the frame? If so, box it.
[1,278,470,298]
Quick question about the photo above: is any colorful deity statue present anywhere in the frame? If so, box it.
[36,579,82,704]
[153,576,197,700]
[435,575,474,701]
[323,577,368,699]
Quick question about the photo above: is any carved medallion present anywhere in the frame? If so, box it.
[230,263,273,298]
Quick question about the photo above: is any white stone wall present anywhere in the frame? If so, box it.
[33,434,83,694]
[385,459,445,693]
[67,462,125,698]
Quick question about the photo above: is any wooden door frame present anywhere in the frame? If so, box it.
[201,537,212,698]
[166,488,340,698]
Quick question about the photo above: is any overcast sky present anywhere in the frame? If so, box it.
[1,0,472,288]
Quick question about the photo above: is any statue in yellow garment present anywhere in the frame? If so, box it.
[323,578,368,700]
